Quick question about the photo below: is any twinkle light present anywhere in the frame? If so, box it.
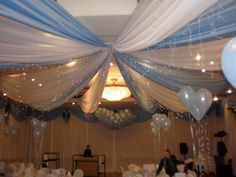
[31,78,35,82]
[210,61,214,65]
[195,53,201,61]
[201,68,206,73]
[22,72,26,76]
[227,89,232,94]
[72,102,75,105]
[213,96,218,102]
[66,61,76,67]
[3,93,7,96]
[98,102,101,105]
[38,83,43,87]
[109,62,113,67]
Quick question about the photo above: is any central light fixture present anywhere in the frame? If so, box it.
[102,78,131,101]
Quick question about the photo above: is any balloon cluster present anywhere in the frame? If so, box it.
[95,108,135,129]
[151,113,171,134]
[4,124,18,142]
[31,118,47,140]
[178,86,212,121]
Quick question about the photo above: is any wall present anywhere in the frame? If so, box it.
[26,112,223,172]
[1,108,235,174]
[0,109,28,163]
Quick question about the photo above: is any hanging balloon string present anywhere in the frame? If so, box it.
[203,119,212,172]
[190,123,197,159]
[192,121,203,174]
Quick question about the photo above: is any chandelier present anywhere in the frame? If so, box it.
[102,78,131,101]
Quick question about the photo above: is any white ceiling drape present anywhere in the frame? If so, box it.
[79,52,112,113]
[124,63,187,112]
[0,51,109,111]
[114,0,216,52]
[0,16,101,65]
[130,38,230,71]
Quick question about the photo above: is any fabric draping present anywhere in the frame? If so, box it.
[117,61,187,112]
[114,0,216,52]
[115,57,158,113]
[115,52,229,94]
[151,0,236,49]
[0,16,102,65]
[79,52,112,113]
[130,38,231,71]
[0,0,234,122]
[0,51,110,111]
[0,0,105,46]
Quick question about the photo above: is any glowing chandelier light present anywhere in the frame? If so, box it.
[102,78,131,101]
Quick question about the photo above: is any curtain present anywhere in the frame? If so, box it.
[0,51,110,111]
[119,61,188,112]
[0,0,105,46]
[0,16,102,65]
[151,0,236,49]
[115,52,229,94]
[114,0,216,52]
[116,57,158,113]
[130,38,230,71]
[79,52,112,113]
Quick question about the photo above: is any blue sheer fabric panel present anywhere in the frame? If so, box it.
[114,52,229,94]
[115,55,158,113]
[0,0,105,46]
[150,0,236,49]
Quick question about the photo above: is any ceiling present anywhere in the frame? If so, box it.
[57,0,138,107]
[57,0,137,42]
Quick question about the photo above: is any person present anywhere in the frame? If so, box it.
[83,144,93,157]
[156,149,182,177]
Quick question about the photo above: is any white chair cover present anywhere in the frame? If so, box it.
[73,169,83,177]
[175,172,186,177]
[186,171,197,177]
[24,163,35,177]
[122,171,135,177]
[128,164,141,173]
[177,165,185,173]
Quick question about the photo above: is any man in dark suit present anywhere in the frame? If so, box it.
[84,144,93,157]
[156,149,182,177]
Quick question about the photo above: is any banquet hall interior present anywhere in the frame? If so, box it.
[0,0,236,177]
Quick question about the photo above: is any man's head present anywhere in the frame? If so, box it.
[164,149,171,158]
[86,144,91,149]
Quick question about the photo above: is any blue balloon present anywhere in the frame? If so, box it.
[221,37,236,88]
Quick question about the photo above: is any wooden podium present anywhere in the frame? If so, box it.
[72,155,105,177]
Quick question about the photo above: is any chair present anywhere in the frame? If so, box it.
[128,164,141,173]
[175,172,186,177]
[73,169,83,177]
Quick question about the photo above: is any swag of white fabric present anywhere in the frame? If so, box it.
[130,38,231,71]
[0,16,102,65]
[0,51,110,111]
[0,0,231,118]
[114,0,216,52]
[79,52,112,113]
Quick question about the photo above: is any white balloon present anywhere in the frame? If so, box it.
[31,118,39,128]
[221,37,236,88]
[179,87,212,121]
[40,121,47,130]
[162,118,171,131]
[4,126,11,135]
[34,130,42,139]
